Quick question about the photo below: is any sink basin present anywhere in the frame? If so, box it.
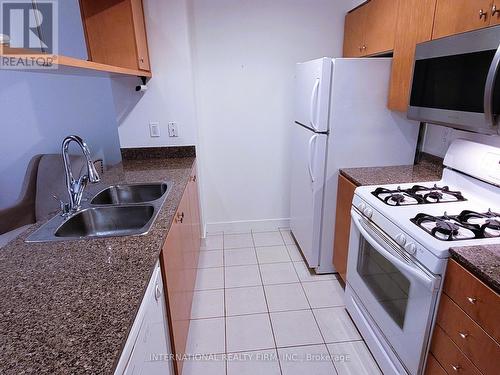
[54,205,155,239]
[91,183,168,205]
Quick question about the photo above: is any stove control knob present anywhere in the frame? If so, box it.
[364,208,373,218]
[405,243,417,255]
[358,203,366,212]
[395,234,407,246]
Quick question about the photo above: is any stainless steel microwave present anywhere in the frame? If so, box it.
[408,26,500,135]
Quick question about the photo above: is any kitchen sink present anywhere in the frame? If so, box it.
[25,180,172,243]
[91,183,168,205]
[54,205,155,239]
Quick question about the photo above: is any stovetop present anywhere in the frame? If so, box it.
[411,210,500,241]
[372,184,466,206]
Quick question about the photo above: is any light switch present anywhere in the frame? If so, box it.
[149,122,160,137]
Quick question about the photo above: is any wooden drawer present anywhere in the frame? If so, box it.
[443,259,500,341]
[437,294,500,374]
[430,325,481,375]
[425,353,447,375]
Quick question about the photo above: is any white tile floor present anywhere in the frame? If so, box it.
[183,229,382,375]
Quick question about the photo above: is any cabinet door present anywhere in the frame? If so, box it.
[432,0,493,39]
[388,0,437,111]
[332,175,357,282]
[130,0,150,70]
[160,202,189,375]
[363,0,400,56]
[343,6,367,57]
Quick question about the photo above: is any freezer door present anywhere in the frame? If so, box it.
[290,124,327,268]
[294,57,332,133]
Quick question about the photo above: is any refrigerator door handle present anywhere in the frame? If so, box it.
[308,134,318,183]
[309,78,320,131]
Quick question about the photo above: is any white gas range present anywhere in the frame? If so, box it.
[344,140,500,375]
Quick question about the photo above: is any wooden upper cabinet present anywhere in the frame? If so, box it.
[432,0,493,39]
[343,5,367,57]
[79,0,151,71]
[363,0,400,56]
[388,0,437,111]
[343,0,399,58]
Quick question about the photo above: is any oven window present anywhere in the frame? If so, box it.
[410,50,500,114]
[357,239,410,329]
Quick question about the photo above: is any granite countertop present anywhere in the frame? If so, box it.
[0,156,195,375]
[450,245,500,294]
[340,154,443,186]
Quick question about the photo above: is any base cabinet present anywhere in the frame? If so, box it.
[333,175,357,282]
[160,162,201,375]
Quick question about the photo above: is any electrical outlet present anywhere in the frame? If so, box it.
[149,122,160,137]
[168,122,179,137]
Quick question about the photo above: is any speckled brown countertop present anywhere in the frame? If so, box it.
[0,156,195,375]
[340,154,443,186]
[450,245,500,294]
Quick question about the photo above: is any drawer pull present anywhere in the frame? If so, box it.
[451,364,461,372]
[479,9,487,19]
[467,297,477,304]
[493,5,500,16]
[458,332,469,339]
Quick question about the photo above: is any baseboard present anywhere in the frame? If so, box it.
[205,218,290,234]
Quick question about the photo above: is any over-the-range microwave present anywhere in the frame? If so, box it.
[408,26,500,135]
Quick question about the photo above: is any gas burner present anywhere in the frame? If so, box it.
[411,210,500,241]
[372,184,467,206]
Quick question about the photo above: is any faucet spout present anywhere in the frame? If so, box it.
[62,135,101,213]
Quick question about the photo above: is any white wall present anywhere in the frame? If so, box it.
[423,123,500,158]
[189,0,354,231]
[114,0,198,148]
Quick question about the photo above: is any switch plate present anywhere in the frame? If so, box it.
[149,122,160,137]
[168,122,179,137]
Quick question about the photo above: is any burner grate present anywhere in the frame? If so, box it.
[372,184,467,206]
[411,210,500,241]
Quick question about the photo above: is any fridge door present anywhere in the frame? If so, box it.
[290,124,328,268]
[294,57,332,133]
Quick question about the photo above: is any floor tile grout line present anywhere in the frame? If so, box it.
[251,228,284,375]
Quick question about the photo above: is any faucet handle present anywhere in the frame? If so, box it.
[52,194,71,216]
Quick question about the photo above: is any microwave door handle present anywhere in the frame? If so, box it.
[353,217,435,291]
[484,42,500,133]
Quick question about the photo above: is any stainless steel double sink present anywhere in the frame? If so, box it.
[26,183,171,243]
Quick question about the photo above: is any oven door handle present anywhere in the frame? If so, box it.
[484,42,500,133]
[353,218,436,291]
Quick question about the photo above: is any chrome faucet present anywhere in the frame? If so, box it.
[62,135,101,214]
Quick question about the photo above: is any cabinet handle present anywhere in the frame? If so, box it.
[451,364,461,372]
[458,332,469,339]
[479,9,487,19]
[191,175,197,182]
[493,5,499,16]
[140,57,145,63]
[467,297,477,304]
[176,212,185,223]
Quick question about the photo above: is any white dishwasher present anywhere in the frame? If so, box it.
[115,261,174,375]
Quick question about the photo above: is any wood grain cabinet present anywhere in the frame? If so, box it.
[432,0,495,39]
[332,175,357,282]
[343,0,400,58]
[425,259,500,375]
[79,0,151,71]
[160,163,201,375]
[387,0,437,111]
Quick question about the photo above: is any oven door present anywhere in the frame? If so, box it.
[408,26,500,135]
[347,209,440,375]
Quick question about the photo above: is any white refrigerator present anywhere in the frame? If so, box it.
[290,57,420,274]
